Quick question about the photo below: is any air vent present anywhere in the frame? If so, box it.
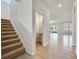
[15,0,21,2]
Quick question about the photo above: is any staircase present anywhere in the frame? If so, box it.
[1,19,25,59]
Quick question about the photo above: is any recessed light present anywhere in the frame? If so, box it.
[58,4,62,8]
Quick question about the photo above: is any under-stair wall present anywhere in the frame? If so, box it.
[10,0,35,55]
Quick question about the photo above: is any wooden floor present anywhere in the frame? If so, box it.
[15,33,76,59]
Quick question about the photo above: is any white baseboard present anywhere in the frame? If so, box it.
[43,42,48,47]
[25,49,36,56]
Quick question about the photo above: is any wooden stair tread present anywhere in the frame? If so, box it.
[2,47,24,57]
[1,19,10,21]
[1,20,10,21]
[1,31,16,35]
[1,27,13,29]
[1,38,19,43]
[2,19,10,21]
[1,31,15,33]
[1,24,12,26]
[1,24,12,27]
[1,28,14,31]
[1,22,12,25]
[1,34,18,41]
[1,31,16,34]
[1,21,10,23]
[2,42,22,50]
[1,38,20,47]
[1,19,25,58]
[2,34,17,38]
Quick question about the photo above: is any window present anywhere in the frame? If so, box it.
[49,25,58,33]
[63,23,69,32]
[63,23,72,32]
[2,0,12,5]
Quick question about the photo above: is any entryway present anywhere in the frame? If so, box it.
[35,11,43,49]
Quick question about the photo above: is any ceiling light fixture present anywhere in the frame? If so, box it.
[58,4,62,8]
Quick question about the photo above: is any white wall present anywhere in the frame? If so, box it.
[10,0,35,55]
[1,1,10,19]
[72,0,77,46]
[34,0,50,47]
[35,12,43,34]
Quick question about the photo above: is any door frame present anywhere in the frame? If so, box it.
[35,9,44,46]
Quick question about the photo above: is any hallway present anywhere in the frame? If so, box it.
[1,0,77,59]
[15,33,76,59]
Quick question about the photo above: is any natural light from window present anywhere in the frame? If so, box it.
[2,0,12,5]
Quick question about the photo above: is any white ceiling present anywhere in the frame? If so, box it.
[41,0,74,21]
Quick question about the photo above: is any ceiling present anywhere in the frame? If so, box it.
[41,0,74,21]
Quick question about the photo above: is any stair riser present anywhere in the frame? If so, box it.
[1,20,10,22]
[12,49,25,58]
[1,32,16,35]
[1,21,11,25]
[1,23,12,25]
[2,43,22,54]
[1,24,12,27]
[2,48,25,59]
[1,28,14,29]
[1,26,13,28]
[1,19,10,21]
[1,35,18,41]
[2,30,15,32]
[2,23,12,25]
[1,28,15,32]
[1,22,11,24]
[1,21,11,24]
[1,39,20,47]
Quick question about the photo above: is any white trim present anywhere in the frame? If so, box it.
[25,49,35,56]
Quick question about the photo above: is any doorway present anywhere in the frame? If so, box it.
[49,21,73,47]
[49,21,58,45]
[35,12,43,46]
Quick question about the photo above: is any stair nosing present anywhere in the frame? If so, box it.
[2,27,13,29]
[2,42,22,50]
[1,28,14,30]
[1,19,10,21]
[2,34,17,38]
[2,47,24,57]
[1,31,16,34]
[1,31,16,33]
[1,23,11,24]
[1,25,13,28]
[1,38,19,43]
